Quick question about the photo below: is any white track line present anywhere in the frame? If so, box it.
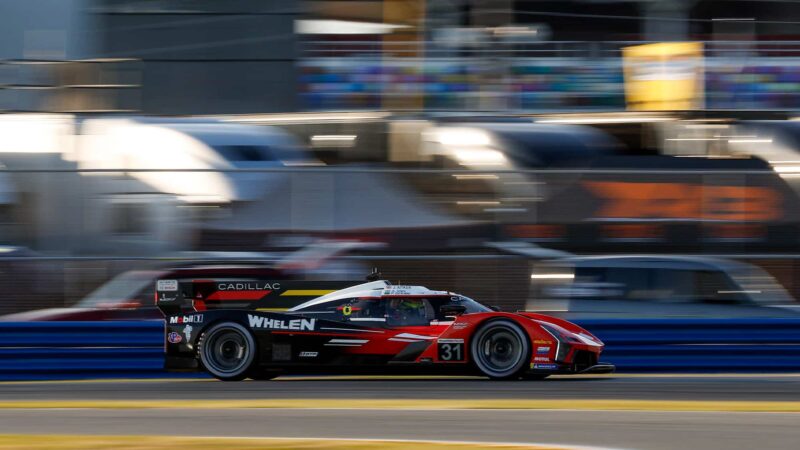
[171,435,632,450]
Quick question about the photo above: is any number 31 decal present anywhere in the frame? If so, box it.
[437,339,465,361]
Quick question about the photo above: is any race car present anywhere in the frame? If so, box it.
[158,279,614,380]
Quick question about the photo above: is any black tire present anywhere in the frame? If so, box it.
[198,322,256,381]
[521,373,550,381]
[471,319,530,380]
[249,370,280,381]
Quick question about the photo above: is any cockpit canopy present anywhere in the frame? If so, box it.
[289,280,491,326]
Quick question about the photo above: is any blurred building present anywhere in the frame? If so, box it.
[3,1,800,113]
[1,0,300,114]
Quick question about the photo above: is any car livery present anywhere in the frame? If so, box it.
[160,280,614,380]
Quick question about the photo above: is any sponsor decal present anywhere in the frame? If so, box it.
[437,338,464,344]
[167,332,182,344]
[532,363,558,370]
[157,280,178,291]
[299,351,318,358]
[534,356,551,362]
[533,340,553,345]
[159,293,178,303]
[183,324,193,341]
[536,346,551,354]
[169,314,203,324]
[248,314,315,331]
[453,322,470,330]
[218,282,281,291]
[337,304,361,316]
[383,289,411,295]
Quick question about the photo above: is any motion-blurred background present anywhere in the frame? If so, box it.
[1,0,800,323]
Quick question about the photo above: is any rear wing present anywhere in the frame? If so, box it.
[156,278,354,316]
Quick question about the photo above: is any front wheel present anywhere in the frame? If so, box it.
[471,319,530,380]
[198,322,256,381]
[520,373,550,381]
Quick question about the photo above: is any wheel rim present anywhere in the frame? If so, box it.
[203,327,251,376]
[476,327,524,376]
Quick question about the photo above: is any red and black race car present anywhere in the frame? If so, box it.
[158,279,614,380]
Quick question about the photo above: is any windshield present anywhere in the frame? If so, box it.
[727,265,797,306]
[214,145,275,162]
[447,295,492,314]
[212,141,310,165]
[495,128,618,168]
[76,271,162,308]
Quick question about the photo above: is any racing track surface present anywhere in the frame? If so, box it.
[1,374,799,450]
[2,374,800,402]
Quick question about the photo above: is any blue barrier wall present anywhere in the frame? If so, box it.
[577,319,800,372]
[1,319,800,380]
[0,322,168,381]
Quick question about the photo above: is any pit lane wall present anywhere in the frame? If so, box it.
[1,319,800,380]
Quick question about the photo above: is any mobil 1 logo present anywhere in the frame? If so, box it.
[437,338,464,361]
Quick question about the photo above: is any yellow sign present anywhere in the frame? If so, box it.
[622,42,704,110]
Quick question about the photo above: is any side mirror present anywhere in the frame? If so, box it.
[440,304,467,317]
[489,305,501,312]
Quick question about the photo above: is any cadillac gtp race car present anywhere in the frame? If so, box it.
[157,279,614,380]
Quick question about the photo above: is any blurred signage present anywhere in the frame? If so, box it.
[622,42,704,110]
[505,165,800,250]
[584,181,781,221]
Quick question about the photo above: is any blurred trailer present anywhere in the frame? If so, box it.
[418,120,800,253]
[197,170,494,252]
[503,155,800,253]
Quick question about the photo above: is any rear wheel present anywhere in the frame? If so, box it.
[248,370,280,381]
[471,319,530,380]
[199,322,256,381]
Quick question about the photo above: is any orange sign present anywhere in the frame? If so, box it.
[584,181,781,221]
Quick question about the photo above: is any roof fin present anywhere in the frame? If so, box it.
[366,268,382,282]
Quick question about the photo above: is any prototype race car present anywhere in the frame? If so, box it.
[158,279,614,380]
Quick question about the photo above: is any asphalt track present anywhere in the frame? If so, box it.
[1,375,799,450]
[1,374,800,402]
